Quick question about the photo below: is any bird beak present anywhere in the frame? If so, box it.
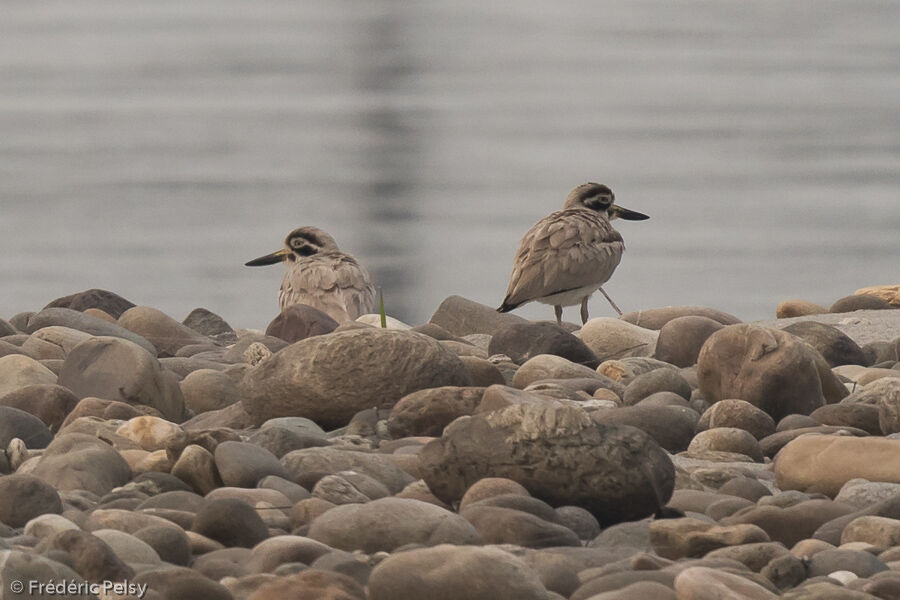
[245,248,291,266]
[610,204,650,221]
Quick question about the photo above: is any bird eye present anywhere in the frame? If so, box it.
[586,196,609,209]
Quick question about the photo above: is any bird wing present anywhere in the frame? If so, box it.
[501,209,625,308]
[280,253,376,322]
[335,257,377,319]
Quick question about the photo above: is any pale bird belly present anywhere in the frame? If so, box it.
[536,284,603,307]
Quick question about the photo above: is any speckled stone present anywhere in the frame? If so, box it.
[368,544,551,600]
[308,498,481,553]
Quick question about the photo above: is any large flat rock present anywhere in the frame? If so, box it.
[752,309,900,347]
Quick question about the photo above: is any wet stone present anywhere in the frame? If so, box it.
[853,285,900,308]
[31,433,132,496]
[570,570,676,600]
[182,307,237,343]
[775,435,900,497]
[179,369,242,414]
[307,498,482,553]
[222,332,289,363]
[488,321,599,367]
[115,415,183,452]
[579,317,658,361]
[810,403,881,435]
[458,355,507,387]
[247,568,365,600]
[192,498,268,548]
[171,444,222,495]
[118,306,216,358]
[0,355,57,399]
[666,489,732,515]
[282,447,414,495]
[835,479,900,510]
[591,404,698,453]
[368,544,551,600]
[719,498,855,548]
[460,503,580,548]
[831,294,894,313]
[459,477,530,510]
[45,289,136,319]
[698,324,844,422]
[386,386,485,438]
[620,306,741,330]
[0,319,18,336]
[429,295,529,337]
[703,541,791,572]
[180,400,254,431]
[421,403,675,525]
[688,427,764,462]
[241,328,472,428]
[706,497,755,521]
[0,474,63,528]
[214,441,288,488]
[696,399,776,440]
[673,566,778,600]
[555,505,601,540]
[841,515,900,547]
[247,427,329,458]
[25,307,156,354]
[649,517,770,560]
[0,384,80,432]
[622,367,692,405]
[776,300,829,318]
[783,320,869,368]
[311,474,373,505]
[654,315,725,368]
[718,476,773,502]
[0,405,53,449]
[133,566,233,600]
[35,529,134,583]
[58,336,186,422]
[806,548,888,578]
[264,304,339,343]
[24,326,93,360]
[91,528,162,566]
[511,354,608,389]
[132,525,192,566]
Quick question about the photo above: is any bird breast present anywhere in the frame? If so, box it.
[278,252,375,322]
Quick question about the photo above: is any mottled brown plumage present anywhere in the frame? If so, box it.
[246,226,375,323]
[498,183,648,324]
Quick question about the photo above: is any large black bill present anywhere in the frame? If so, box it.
[245,249,289,267]
[612,205,650,221]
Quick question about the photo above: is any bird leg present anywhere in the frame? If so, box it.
[580,297,589,324]
[598,287,623,316]
[554,305,563,325]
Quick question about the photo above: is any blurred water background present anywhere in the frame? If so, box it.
[1,0,898,329]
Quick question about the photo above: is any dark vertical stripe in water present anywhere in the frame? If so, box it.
[356,1,421,322]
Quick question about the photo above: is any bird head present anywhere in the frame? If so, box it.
[563,182,649,221]
[245,226,340,266]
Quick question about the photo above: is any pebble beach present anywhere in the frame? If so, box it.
[1,286,900,600]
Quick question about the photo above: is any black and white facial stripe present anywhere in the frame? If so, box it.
[574,183,614,212]
[288,233,322,258]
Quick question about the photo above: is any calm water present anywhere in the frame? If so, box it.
[1,1,898,329]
